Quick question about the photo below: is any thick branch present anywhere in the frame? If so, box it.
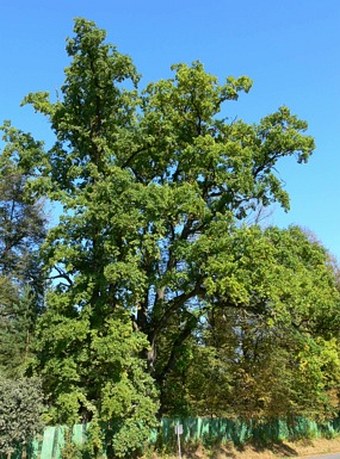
[151,281,205,342]
[157,310,198,385]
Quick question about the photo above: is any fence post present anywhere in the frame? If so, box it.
[175,423,183,459]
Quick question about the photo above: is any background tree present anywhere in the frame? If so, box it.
[0,129,46,377]
[161,226,340,419]
[0,376,44,459]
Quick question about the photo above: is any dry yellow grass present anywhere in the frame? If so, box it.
[145,437,340,458]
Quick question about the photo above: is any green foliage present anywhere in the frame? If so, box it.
[34,307,159,456]
[162,226,340,419]
[0,285,40,378]
[61,428,84,459]
[0,377,44,457]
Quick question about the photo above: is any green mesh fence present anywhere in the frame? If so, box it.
[2,417,340,458]
[157,417,340,447]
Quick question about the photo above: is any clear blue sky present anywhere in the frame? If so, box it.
[1,1,340,258]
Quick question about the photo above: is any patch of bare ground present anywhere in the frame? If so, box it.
[145,437,340,459]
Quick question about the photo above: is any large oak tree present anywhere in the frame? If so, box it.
[6,19,332,428]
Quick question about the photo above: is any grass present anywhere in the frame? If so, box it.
[142,436,340,458]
